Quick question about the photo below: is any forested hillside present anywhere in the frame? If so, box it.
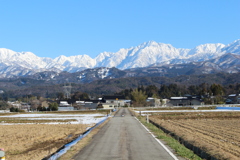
[0,72,239,99]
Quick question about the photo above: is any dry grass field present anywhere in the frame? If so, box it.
[0,111,106,160]
[0,124,90,160]
[150,112,240,160]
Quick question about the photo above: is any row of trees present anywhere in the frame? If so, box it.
[9,102,58,112]
[116,83,240,105]
[37,102,58,111]
[117,83,225,98]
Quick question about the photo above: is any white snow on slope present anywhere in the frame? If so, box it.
[0,39,239,77]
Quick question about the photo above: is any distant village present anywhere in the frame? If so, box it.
[5,90,240,112]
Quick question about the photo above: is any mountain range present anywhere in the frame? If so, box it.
[0,39,239,79]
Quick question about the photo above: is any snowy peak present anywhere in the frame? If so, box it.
[0,39,240,78]
[188,43,225,56]
[222,39,240,54]
[53,55,68,63]
[141,40,160,48]
[112,41,183,69]
[0,48,20,59]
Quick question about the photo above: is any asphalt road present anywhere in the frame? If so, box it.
[73,108,177,160]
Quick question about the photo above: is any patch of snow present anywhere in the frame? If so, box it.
[0,113,106,125]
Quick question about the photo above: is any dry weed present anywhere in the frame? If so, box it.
[151,112,240,160]
[0,124,91,160]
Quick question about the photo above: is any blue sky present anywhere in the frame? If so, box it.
[0,0,239,58]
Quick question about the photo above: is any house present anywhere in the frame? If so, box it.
[56,95,129,111]
[59,101,71,107]
[146,97,166,107]
[41,101,49,108]
[169,95,203,106]
[84,102,98,110]
[161,99,169,106]
[74,100,99,110]
[124,100,131,107]
[58,101,74,111]
[20,102,31,111]
[226,94,240,104]
[8,101,21,108]
[97,103,115,110]
[146,97,155,106]
[102,95,126,107]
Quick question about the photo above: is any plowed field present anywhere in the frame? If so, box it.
[150,112,240,160]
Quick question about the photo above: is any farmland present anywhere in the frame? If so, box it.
[0,112,106,160]
[149,112,240,160]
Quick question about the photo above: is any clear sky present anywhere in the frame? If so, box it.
[0,0,239,58]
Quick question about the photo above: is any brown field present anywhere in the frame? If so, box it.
[0,111,107,160]
[150,112,240,160]
[0,124,90,160]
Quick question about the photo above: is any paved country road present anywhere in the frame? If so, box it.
[73,108,179,160]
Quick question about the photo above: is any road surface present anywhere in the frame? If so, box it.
[73,108,177,160]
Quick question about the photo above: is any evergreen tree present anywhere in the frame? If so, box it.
[145,85,158,97]
[210,84,224,96]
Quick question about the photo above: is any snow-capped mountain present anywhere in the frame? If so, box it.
[0,39,239,78]
[24,53,240,84]
[221,39,240,54]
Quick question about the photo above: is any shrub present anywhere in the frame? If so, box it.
[10,107,19,112]
[48,102,58,111]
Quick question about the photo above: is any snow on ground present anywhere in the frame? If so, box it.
[1,113,105,117]
[0,113,107,125]
[0,110,9,113]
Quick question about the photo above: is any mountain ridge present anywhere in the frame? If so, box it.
[0,39,239,78]
[17,53,239,84]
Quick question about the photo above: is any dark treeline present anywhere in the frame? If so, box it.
[115,83,240,104]
[1,72,240,98]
